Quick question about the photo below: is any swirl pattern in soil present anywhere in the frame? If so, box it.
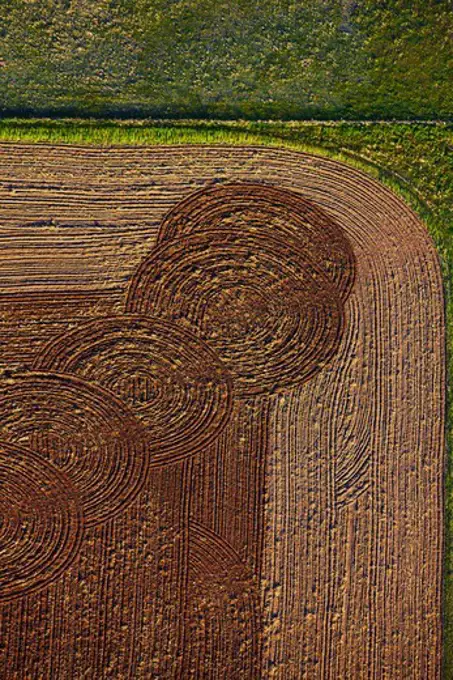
[0,144,445,680]
[127,226,345,396]
[0,440,83,602]
[34,315,233,465]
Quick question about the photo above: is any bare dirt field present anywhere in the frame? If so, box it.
[0,143,445,679]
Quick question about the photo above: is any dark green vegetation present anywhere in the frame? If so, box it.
[0,1,451,120]
[0,119,452,675]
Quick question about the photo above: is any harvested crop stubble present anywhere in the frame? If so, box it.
[0,143,445,679]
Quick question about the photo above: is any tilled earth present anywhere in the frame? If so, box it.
[0,143,445,679]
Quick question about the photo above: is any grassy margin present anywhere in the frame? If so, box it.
[0,118,452,677]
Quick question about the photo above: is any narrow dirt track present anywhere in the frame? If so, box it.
[0,144,445,679]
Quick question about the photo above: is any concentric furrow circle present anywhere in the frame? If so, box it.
[33,315,234,465]
[126,229,344,396]
[157,181,356,301]
[0,439,83,602]
[0,372,150,526]
[185,521,261,678]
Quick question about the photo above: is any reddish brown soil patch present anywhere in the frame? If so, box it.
[0,144,445,679]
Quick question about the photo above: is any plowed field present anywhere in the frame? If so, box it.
[0,144,445,679]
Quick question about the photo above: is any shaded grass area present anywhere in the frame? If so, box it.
[0,118,452,675]
[0,1,452,120]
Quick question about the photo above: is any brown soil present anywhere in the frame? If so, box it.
[0,144,445,679]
